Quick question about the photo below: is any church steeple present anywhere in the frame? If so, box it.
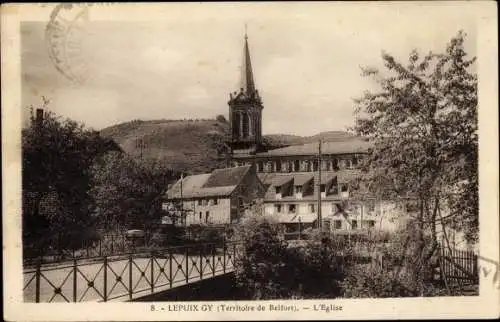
[228,29,264,157]
[241,32,256,94]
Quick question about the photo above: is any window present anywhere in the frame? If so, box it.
[334,220,342,229]
[198,199,202,206]
[199,212,202,221]
[275,186,281,194]
[341,184,349,192]
[213,198,218,205]
[288,204,297,213]
[347,159,353,169]
[295,185,302,194]
[332,159,339,170]
[332,203,341,213]
[331,185,339,195]
[258,162,264,172]
[352,157,358,167]
[313,160,318,172]
[322,160,329,171]
[275,161,281,172]
[205,211,209,223]
[366,202,375,212]
[294,160,300,172]
[309,204,316,213]
[320,184,326,193]
[367,220,376,228]
[275,204,282,213]
[351,220,358,229]
[202,199,208,206]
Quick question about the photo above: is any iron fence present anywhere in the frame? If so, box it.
[23,241,243,302]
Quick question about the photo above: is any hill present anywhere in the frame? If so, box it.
[99,119,356,174]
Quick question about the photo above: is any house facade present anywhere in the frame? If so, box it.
[163,164,266,227]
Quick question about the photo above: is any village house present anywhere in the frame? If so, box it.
[163,164,266,227]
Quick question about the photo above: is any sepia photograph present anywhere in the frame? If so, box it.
[2,1,498,320]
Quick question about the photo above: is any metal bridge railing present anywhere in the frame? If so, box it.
[23,241,243,303]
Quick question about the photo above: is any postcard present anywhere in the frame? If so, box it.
[2,2,499,321]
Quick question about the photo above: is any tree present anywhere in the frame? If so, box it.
[22,106,121,254]
[353,31,477,293]
[89,152,175,233]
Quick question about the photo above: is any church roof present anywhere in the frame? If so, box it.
[228,32,262,104]
[241,34,255,94]
[256,139,372,157]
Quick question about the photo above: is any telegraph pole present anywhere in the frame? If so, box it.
[317,140,322,230]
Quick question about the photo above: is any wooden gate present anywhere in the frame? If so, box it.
[438,245,479,294]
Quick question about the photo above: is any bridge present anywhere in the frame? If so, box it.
[23,242,242,302]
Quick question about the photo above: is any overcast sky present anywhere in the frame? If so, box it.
[21,2,477,136]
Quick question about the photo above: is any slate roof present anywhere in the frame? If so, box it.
[255,138,372,157]
[257,170,363,201]
[203,165,251,188]
[166,165,252,199]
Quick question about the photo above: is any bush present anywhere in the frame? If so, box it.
[340,227,442,298]
[233,217,352,299]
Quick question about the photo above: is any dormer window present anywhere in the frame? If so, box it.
[275,186,281,194]
[295,185,302,194]
[294,160,300,172]
[321,160,328,171]
[332,159,339,170]
[352,157,358,168]
[312,160,319,172]
[288,204,297,214]
[276,161,282,172]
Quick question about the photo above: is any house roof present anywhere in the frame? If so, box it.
[293,173,314,186]
[255,138,372,157]
[166,165,252,199]
[203,165,251,188]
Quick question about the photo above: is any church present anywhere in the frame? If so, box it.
[226,33,406,235]
[165,33,407,236]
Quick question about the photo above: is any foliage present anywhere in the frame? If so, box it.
[233,216,351,299]
[22,107,121,255]
[89,152,175,232]
[352,30,478,285]
[215,114,228,123]
[341,227,442,298]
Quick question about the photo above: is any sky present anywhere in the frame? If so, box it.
[21,2,477,136]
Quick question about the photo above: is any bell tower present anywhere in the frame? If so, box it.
[228,31,264,158]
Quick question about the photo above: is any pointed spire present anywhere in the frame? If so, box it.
[241,27,256,94]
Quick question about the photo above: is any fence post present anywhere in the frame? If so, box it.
[199,245,203,280]
[73,258,77,302]
[103,257,108,302]
[185,246,189,284]
[169,249,173,288]
[150,253,154,294]
[111,235,114,254]
[223,243,226,274]
[212,244,215,277]
[99,239,102,257]
[129,255,133,300]
[35,260,41,303]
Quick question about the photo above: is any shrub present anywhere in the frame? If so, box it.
[234,218,352,299]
